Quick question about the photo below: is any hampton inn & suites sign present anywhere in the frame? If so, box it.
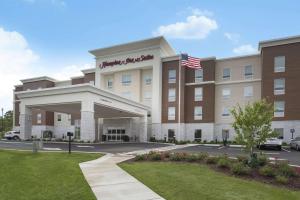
[99,54,154,69]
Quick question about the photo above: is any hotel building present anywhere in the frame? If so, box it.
[13,35,300,142]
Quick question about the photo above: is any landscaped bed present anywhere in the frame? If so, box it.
[0,150,101,200]
[119,151,300,200]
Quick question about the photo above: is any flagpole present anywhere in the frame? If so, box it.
[178,54,181,142]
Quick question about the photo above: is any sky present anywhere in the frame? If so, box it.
[0,0,300,111]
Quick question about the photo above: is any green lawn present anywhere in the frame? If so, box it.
[0,150,101,200]
[120,162,300,200]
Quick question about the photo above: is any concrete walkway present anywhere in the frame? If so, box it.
[80,144,197,200]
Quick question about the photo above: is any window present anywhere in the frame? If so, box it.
[244,65,253,79]
[222,129,230,140]
[274,128,284,139]
[122,91,131,99]
[144,75,152,85]
[274,56,285,72]
[168,107,175,120]
[57,114,62,122]
[244,86,253,97]
[194,129,202,142]
[168,88,176,102]
[168,129,175,141]
[37,113,42,124]
[194,87,203,101]
[274,101,285,117]
[222,88,231,99]
[195,69,203,82]
[107,79,113,88]
[168,69,176,83]
[274,78,285,95]
[144,91,152,100]
[222,107,230,117]
[223,68,231,80]
[122,74,131,86]
[194,106,203,120]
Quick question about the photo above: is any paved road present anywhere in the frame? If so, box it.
[0,140,170,153]
[171,145,300,166]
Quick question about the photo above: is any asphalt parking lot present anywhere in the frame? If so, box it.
[0,140,170,153]
[171,145,300,166]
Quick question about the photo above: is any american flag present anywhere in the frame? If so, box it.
[180,53,201,69]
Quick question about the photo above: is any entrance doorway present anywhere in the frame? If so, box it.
[107,128,126,142]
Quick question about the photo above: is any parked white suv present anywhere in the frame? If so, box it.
[258,138,282,150]
[4,131,21,140]
[290,137,300,151]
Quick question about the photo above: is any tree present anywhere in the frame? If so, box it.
[0,110,13,132]
[231,99,277,157]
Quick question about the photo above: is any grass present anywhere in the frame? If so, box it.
[0,150,101,200]
[120,162,300,200]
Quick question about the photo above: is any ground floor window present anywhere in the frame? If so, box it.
[274,128,284,139]
[168,129,175,142]
[222,129,230,141]
[194,129,202,142]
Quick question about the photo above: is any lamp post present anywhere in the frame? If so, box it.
[1,108,3,132]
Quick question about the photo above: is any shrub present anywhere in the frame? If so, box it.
[160,151,171,159]
[237,155,249,165]
[149,137,156,142]
[170,152,187,161]
[257,154,268,166]
[231,162,251,175]
[259,165,276,177]
[148,151,162,161]
[206,156,218,164]
[135,154,147,161]
[275,175,289,184]
[217,157,231,169]
[197,152,209,161]
[248,155,259,168]
[276,161,296,177]
[186,154,198,162]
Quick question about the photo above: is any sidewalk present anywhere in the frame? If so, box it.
[79,144,195,200]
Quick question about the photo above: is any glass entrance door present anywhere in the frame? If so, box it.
[107,128,125,142]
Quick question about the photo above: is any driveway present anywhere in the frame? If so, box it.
[0,140,170,153]
[171,145,300,166]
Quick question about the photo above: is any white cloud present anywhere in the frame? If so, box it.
[153,9,218,40]
[224,32,240,43]
[0,27,92,111]
[233,44,258,55]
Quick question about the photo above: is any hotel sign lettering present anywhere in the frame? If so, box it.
[99,54,154,69]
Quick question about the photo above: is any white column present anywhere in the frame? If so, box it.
[139,115,148,142]
[80,100,95,142]
[19,103,32,140]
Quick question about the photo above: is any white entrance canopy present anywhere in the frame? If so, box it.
[15,84,150,142]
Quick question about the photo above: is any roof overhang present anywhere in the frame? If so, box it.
[259,35,300,50]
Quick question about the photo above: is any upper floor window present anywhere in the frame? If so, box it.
[222,88,231,99]
[274,101,285,117]
[144,75,152,85]
[37,113,42,124]
[274,78,285,95]
[168,88,176,102]
[144,91,152,100]
[195,69,203,82]
[107,79,113,88]
[168,107,176,120]
[244,65,253,79]
[223,68,231,80]
[194,106,203,120]
[194,87,203,101]
[244,86,253,97]
[122,74,131,86]
[222,107,230,117]
[168,69,176,83]
[57,114,62,122]
[274,56,285,72]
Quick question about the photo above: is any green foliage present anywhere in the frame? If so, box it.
[275,175,289,184]
[170,152,187,161]
[276,161,296,177]
[186,154,199,162]
[236,155,249,165]
[148,151,162,161]
[257,154,268,166]
[0,110,13,133]
[217,157,231,169]
[135,154,147,161]
[259,165,276,177]
[206,156,218,164]
[197,152,209,161]
[231,162,251,175]
[231,99,277,155]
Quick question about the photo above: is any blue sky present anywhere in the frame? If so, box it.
[0,0,300,110]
